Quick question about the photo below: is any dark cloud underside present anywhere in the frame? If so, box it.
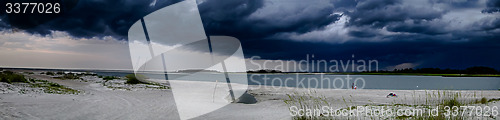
[0,0,499,69]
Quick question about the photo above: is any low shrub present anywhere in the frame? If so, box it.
[103,76,118,80]
[125,74,147,84]
[480,97,488,104]
[0,71,28,83]
[45,72,55,76]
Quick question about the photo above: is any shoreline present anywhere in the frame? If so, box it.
[3,67,499,77]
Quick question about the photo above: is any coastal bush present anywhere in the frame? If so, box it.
[62,74,80,79]
[125,74,147,84]
[45,72,55,76]
[103,76,118,80]
[480,97,488,104]
[0,71,28,83]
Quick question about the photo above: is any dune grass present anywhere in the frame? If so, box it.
[28,79,80,94]
[283,90,497,120]
[1,71,80,94]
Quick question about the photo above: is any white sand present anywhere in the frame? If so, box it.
[0,73,499,119]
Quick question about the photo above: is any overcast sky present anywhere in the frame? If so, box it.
[0,0,499,70]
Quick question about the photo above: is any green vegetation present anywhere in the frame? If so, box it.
[102,76,119,80]
[62,74,80,79]
[354,72,500,77]
[45,71,55,76]
[283,90,496,120]
[361,66,500,77]
[0,71,79,94]
[376,66,499,74]
[442,97,461,107]
[100,76,118,86]
[101,74,169,90]
[249,66,500,77]
[0,71,28,83]
[125,74,147,84]
[480,97,488,104]
[247,69,283,73]
[487,98,500,103]
[28,79,80,94]
[283,91,333,120]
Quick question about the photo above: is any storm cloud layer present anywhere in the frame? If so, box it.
[0,0,499,70]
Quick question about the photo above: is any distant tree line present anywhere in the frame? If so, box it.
[247,66,499,74]
[247,69,283,73]
[366,66,499,74]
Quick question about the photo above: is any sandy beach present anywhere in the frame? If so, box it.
[0,71,499,120]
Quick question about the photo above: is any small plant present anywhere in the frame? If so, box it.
[283,90,332,120]
[443,98,461,107]
[480,97,488,104]
[125,74,147,84]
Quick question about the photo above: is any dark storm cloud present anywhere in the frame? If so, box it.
[199,0,342,39]
[430,0,482,8]
[473,17,500,31]
[244,36,500,71]
[385,20,448,35]
[196,0,498,70]
[0,0,341,40]
[0,0,182,39]
[198,0,264,21]
[348,30,377,38]
[0,15,9,30]
[346,0,445,28]
[330,0,357,9]
[482,0,500,13]
[0,0,499,70]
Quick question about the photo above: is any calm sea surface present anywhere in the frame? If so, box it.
[95,72,500,90]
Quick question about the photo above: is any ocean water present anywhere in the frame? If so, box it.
[95,72,500,90]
